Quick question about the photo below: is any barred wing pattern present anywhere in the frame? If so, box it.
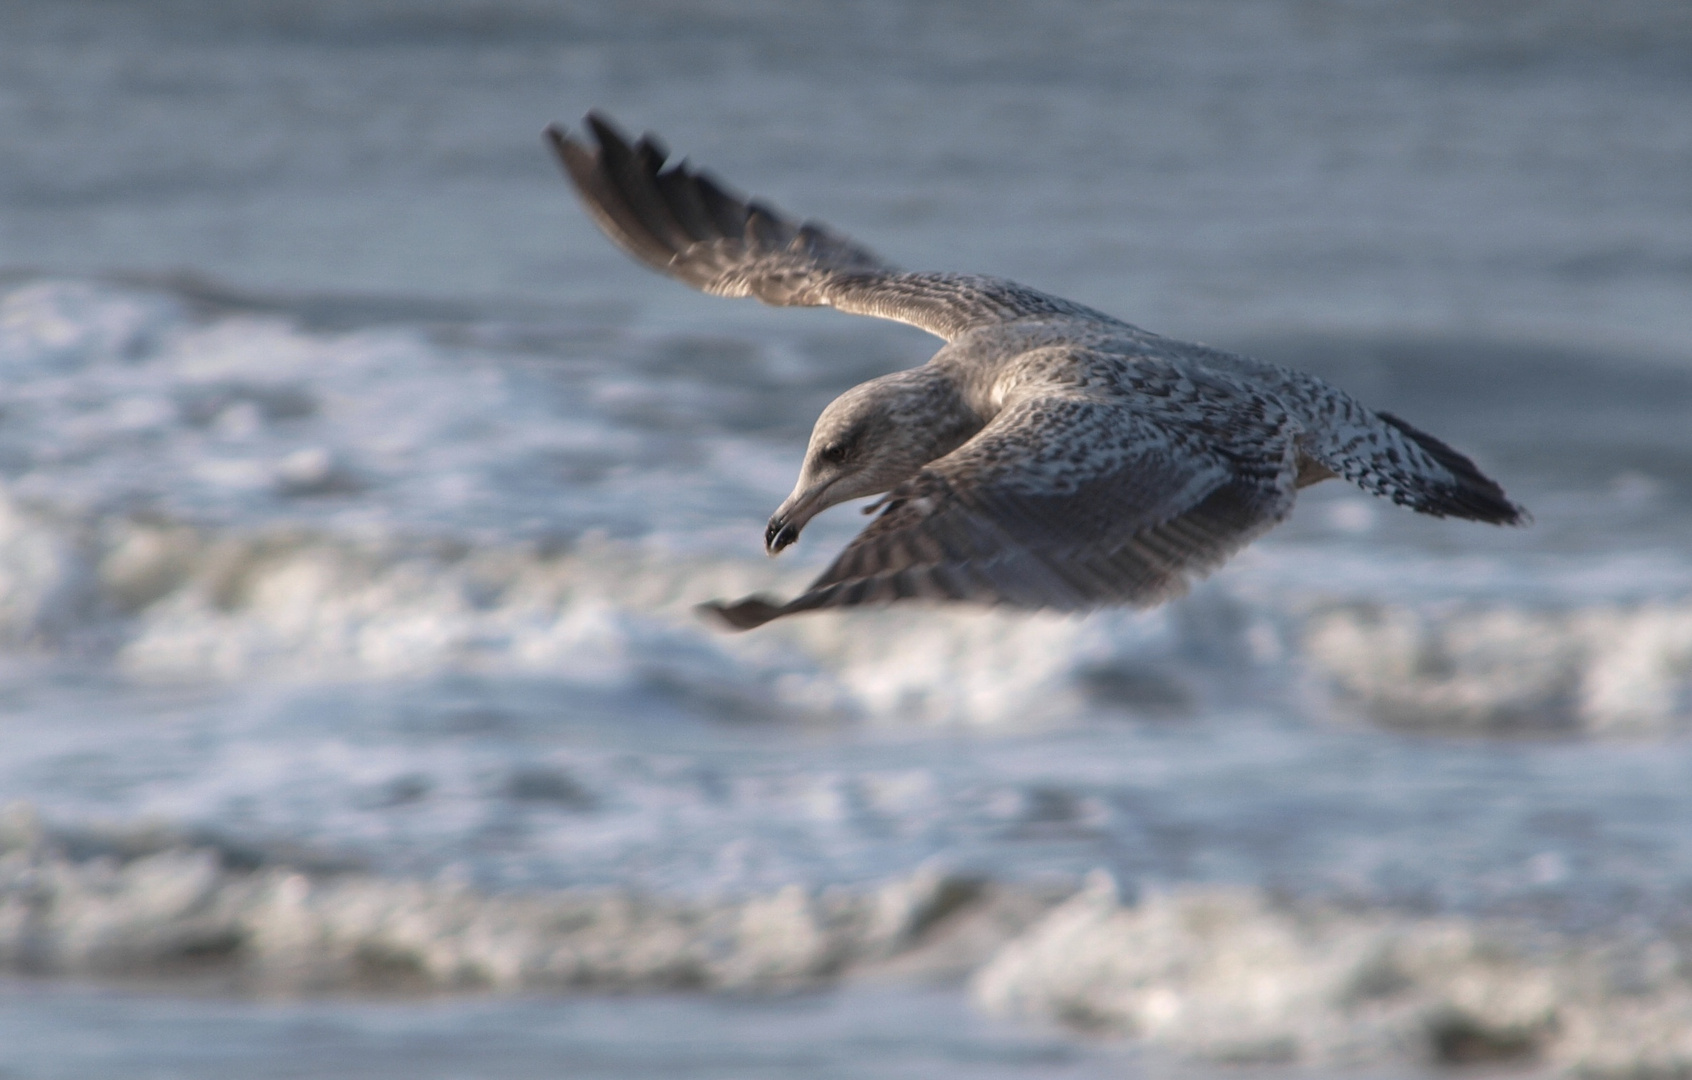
[547,113,1103,341]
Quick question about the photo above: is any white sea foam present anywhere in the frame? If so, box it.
[975,873,1692,1073]
[0,806,1034,993]
[0,279,797,550]
[0,475,1199,730]
[9,807,1692,1077]
[0,493,97,646]
[6,467,1692,739]
[1305,600,1692,735]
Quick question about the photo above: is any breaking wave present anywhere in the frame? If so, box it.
[7,809,1692,1075]
[0,806,1041,993]
[1305,599,1692,736]
[975,873,1692,1073]
[6,485,1692,735]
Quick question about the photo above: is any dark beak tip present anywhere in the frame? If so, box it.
[764,519,799,555]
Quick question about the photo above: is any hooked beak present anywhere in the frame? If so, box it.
[765,516,800,554]
[764,478,836,556]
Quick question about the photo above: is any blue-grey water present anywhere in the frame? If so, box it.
[2,1,1692,1076]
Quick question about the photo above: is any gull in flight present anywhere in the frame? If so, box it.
[547,113,1525,630]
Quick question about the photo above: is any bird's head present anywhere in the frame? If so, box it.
[765,368,979,554]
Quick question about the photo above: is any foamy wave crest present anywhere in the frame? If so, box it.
[104,513,1692,734]
[11,803,1692,1077]
[0,805,1035,993]
[0,495,99,646]
[1305,600,1692,735]
[0,279,182,373]
[0,487,1217,726]
[115,519,1208,726]
[975,873,1692,1074]
[12,483,1692,734]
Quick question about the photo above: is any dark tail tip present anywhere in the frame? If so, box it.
[696,595,787,631]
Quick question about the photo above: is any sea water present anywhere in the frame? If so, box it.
[3,1,1692,1075]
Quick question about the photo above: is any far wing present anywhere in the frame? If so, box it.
[1184,348,1526,524]
[548,112,1103,341]
[704,386,1300,629]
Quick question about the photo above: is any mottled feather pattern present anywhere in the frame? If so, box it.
[1089,336,1524,524]
[550,113,1526,630]
[759,365,1302,623]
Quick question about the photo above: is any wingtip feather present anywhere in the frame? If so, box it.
[583,110,630,151]
[543,122,583,172]
[1376,411,1529,526]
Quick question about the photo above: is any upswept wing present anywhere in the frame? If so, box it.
[704,382,1300,629]
[1148,346,1526,525]
[547,112,1099,341]
[1262,368,1527,525]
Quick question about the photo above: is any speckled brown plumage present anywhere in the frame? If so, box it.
[548,113,1527,630]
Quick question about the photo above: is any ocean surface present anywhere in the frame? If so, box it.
[3,1,1692,1075]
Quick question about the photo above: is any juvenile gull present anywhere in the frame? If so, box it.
[547,113,1526,631]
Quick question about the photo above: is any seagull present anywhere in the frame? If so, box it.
[546,113,1525,631]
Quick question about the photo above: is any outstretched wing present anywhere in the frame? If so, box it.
[548,112,1102,341]
[1363,411,1525,523]
[1268,369,1525,524]
[704,381,1301,629]
[1174,345,1527,525]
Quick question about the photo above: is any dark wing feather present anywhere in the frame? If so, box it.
[1373,412,1526,524]
[702,392,1299,629]
[1148,346,1526,524]
[548,112,1106,341]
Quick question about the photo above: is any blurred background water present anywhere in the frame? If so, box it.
[2,1,1692,1075]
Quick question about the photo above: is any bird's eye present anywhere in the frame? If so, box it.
[816,423,867,467]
